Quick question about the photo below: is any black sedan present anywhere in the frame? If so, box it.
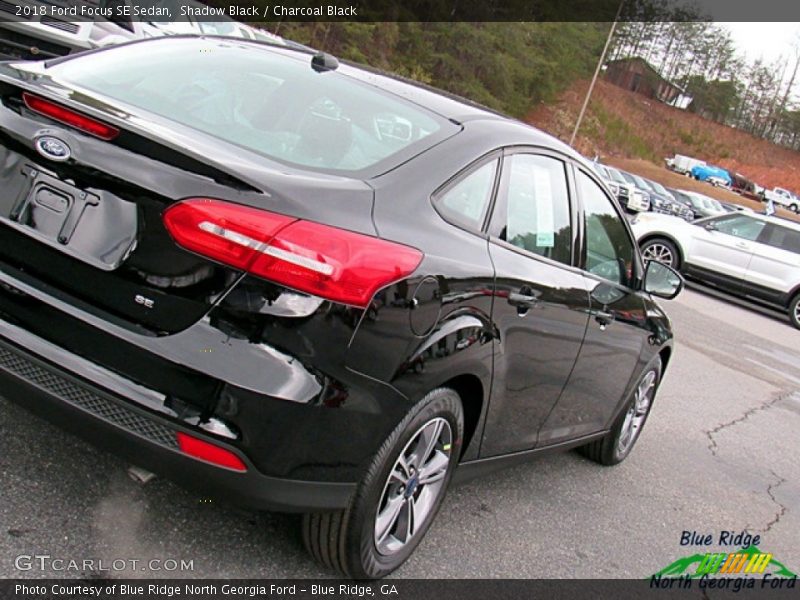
[0,37,682,578]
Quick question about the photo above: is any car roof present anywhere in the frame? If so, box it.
[337,61,509,124]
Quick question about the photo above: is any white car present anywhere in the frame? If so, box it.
[631,211,800,328]
[760,187,800,213]
[592,163,650,212]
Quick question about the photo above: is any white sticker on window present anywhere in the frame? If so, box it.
[533,166,555,248]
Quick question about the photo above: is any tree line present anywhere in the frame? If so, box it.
[610,2,800,149]
[263,22,608,117]
[260,17,799,151]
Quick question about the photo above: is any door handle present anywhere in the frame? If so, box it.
[508,285,541,316]
[735,241,750,249]
[591,309,615,330]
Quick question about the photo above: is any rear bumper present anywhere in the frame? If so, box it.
[0,335,356,513]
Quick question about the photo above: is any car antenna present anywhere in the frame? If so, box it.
[312,52,339,73]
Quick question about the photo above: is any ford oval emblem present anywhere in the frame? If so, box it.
[35,136,71,162]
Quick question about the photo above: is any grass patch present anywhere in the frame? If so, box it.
[593,105,657,162]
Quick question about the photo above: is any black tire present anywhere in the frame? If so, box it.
[789,294,800,330]
[302,387,464,579]
[789,203,798,214]
[578,358,662,466]
[640,238,680,270]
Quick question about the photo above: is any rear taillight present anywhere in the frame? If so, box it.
[22,92,120,141]
[176,432,247,472]
[163,198,423,308]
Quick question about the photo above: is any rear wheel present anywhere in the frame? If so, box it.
[789,203,798,213]
[789,294,800,330]
[302,387,463,579]
[640,238,680,269]
[579,358,661,466]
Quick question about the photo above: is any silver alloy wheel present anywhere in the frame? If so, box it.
[642,242,675,267]
[373,417,452,556]
[616,370,656,456]
[794,301,800,324]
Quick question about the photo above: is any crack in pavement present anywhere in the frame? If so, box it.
[703,391,792,535]
[704,392,790,456]
[762,470,788,533]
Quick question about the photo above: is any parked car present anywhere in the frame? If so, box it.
[730,172,760,201]
[642,178,694,221]
[666,188,698,219]
[691,164,732,187]
[632,211,800,328]
[665,153,705,176]
[761,187,799,213]
[0,0,292,59]
[0,0,96,59]
[592,162,649,212]
[618,172,687,219]
[0,37,682,578]
[677,190,727,219]
[618,170,655,212]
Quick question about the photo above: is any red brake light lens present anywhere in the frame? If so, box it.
[176,432,247,472]
[163,198,423,308]
[22,92,120,141]
[162,198,294,271]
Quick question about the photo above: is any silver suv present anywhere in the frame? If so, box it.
[631,211,800,328]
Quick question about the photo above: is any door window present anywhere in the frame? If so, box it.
[492,154,572,265]
[710,215,766,241]
[578,171,635,287]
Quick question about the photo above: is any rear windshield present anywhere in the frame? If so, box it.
[45,38,449,173]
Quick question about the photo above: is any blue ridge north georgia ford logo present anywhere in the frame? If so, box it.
[34,136,71,161]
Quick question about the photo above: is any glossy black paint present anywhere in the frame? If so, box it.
[0,38,675,512]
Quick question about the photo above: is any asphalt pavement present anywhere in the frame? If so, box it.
[1,285,799,579]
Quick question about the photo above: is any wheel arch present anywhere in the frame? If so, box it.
[785,283,800,307]
[658,344,672,373]
[440,373,484,460]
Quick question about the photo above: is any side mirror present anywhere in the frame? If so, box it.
[704,221,717,231]
[644,260,684,300]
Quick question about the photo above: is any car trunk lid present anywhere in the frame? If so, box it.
[0,73,377,335]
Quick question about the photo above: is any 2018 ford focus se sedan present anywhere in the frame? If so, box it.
[0,36,682,578]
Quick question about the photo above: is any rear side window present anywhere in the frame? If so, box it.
[764,225,800,254]
[46,38,451,173]
[435,159,498,231]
